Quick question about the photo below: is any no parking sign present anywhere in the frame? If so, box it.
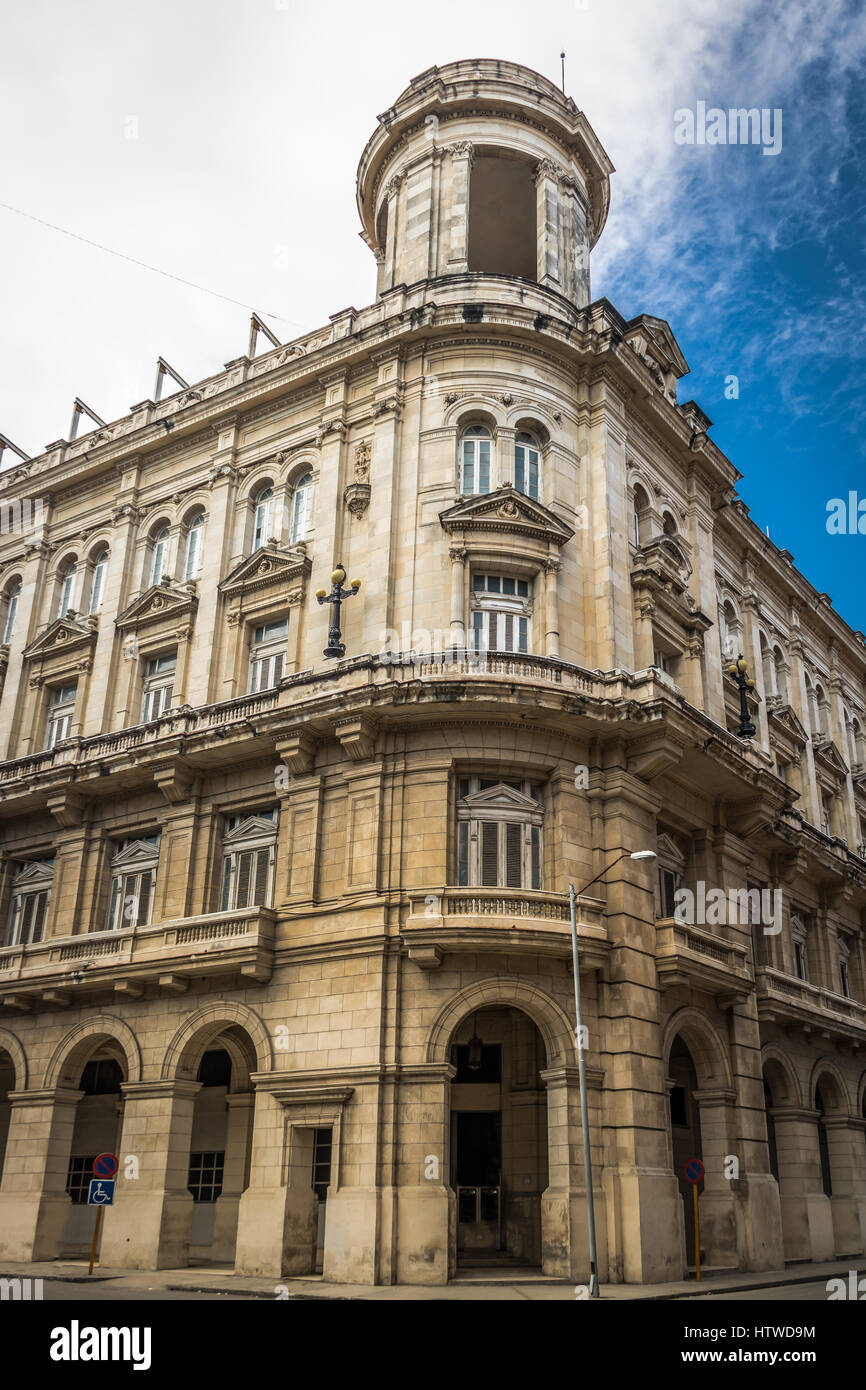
[683,1157,705,1282]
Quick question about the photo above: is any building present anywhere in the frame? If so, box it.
[0,58,864,1286]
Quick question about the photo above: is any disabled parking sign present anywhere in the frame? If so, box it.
[87,1179,116,1206]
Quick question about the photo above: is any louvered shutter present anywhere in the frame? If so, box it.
[235,851,253,908]
[32,891,48,943]
[221,855,232,910]
[530,827,541,889]
[457,822,469,885]
[481,822,499,886]
[273,652,284,684]
[20,894,35,942]
[505,823,523,888]
[502,613,514,652]
[252,849,270,906]
[136,870,153,926]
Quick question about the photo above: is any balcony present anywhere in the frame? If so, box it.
[755,966,866,1040]
[655,917,752,1005]
[0,906,275,1012]
[402,887,607,969]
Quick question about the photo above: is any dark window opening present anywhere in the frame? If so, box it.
[197,1049,232,1088]
[468,155,537,281]
[451,1042,502,1084]
[815,1092,832,1198]
[66,1155,97,1204]
[188,1151,225,1203]
[669,1084,688,1128]
[764,1081,780,1182]
[79,1059,123,1095]
[312,1127,333,1203]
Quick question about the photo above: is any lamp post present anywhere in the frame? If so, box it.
[569,847,657,1298]
[726,653,757,739]
[316,564,361,660]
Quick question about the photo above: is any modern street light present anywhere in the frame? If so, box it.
[726,653,757,739]
[569,847,657,1298]
[316,564,361,660]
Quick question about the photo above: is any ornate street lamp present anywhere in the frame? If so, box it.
[316,564,361,660]
[727,653,757,739]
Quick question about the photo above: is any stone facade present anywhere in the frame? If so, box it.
[0,59,863,1285]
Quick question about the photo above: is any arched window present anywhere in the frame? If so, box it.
[850,716,864,771]
[459,426,492,496]
[183,511,205,580]
[88,548,109,614]
[252,486,274,552]
[148,526,170,587]
[661,510,677,537]
[514,433,540,500]
[772,646,788,703]
[57,560,77,618]
[813,682,829,739]
[719,600,741,661]
[290,473,313,544]
[632,485,651,546]
[760,635,775,697]
[1,580,21,645]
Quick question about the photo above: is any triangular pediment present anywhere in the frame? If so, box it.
[461,783,539,813]
[439,486,574,544]
[12,859,55,887]
[223,814,279,845]
[23,615,97,661]
[111,839,161,868]
[656,832,687,871]
[219,544,311,596]
[625,315,690,378]
[767,703,809,746]
[812,738,849,779]
[116,583,197,632]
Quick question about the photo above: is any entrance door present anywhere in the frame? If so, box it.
[453,1110,501,1252]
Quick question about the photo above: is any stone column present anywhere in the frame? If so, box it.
[446,144,473,272]
[211,1093,254,1263]
[449,547,466,645]
[825,1115,866,1256]
[770,1105,835,1261]
[99,1079,201,1269]
[0,1086,81,1261]
[392,1065,454,1286]
[234,1086,317,1278]
[534,160,562,290]
[382,173,403,292]
[541,1064,608,1281]
[544,558,560,658]
[2,537,54,758]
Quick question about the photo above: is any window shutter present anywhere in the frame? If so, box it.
[457,822,469,886]
[505,823,523,888]
[20,894,35,942]
[528,456,538,500]
[530,826,541,889]
[478,440,490,493]
[136,871,153,926]
[481,822,499,886]
[252,849,270,906]
[34,894,49,943]
[109,875,122,929]
[273,653,284,684]
[221,855,232,911]
[235,851,253,908]
[249,659,260,695]
[462,441,474,494]
[514,450,525,494]
[502,613,514,652]
[518,617,528,653]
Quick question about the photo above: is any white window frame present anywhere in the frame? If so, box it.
[456,779,543,890]
[252,487,274,552]
[142,652,176,722]
[107,838,160,930]
[290,474,313,544]
[791,915,808,981]
[470,574,531,655]
[88,549,109,614]
[149,527,170,587]
[249,619,288,693]
[655,832,687,918]
[514,433,540,501]
[459,426,492,496]
[46,683,77,749]
[2,583,20,645]
[184,513,205,580]
[57,564,76,618]
[6,860,53,946]
[221,811,278,910]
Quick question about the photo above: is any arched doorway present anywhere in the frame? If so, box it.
[667,1036,703,1268]
[59,1053,124,1257]
[448,1005,548,1271]
[0,1048,14,1185]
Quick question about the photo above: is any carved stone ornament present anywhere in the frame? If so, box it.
[354,440,372,481]
[344,483,371,519]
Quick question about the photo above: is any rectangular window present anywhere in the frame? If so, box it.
[794,939,807,981]
[107,838,159,930]
[66,1155,98,1205]
[187,1151,225,1203]
[221,810,278,911]
[658,868,679,918]
[249,619,288,694]
[46,683,77,749]
[142,652,176,722]
[8,887,49,946]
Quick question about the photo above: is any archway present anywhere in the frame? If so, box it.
[668,1036,703,1267]
[0,1047,15,1186]
[447,1005,548,1271]
[59,1052,125,1258]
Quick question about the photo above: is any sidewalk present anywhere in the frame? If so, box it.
[2,1256,862,1300]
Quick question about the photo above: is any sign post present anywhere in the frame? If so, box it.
[683,1158,705,1282]
[87,1153,118,1276]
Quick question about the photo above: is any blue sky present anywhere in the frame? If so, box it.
[1,0,863,628]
